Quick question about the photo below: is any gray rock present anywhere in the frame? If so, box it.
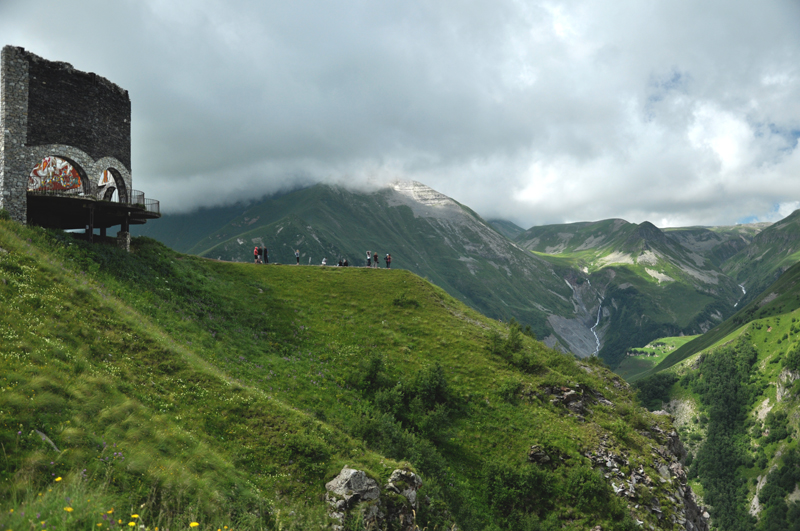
[528,445,552,464]
[326,467,381,507]
[325,467,424,531]
[385,469,423,508]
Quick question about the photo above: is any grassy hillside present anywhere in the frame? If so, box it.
[144,183,580,344]
[635,259,800,380]
[0,216,704,530]
[614,335,699,380]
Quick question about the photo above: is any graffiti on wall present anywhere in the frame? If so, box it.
[28,156,82,192]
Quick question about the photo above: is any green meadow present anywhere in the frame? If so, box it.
[614,335,698,380]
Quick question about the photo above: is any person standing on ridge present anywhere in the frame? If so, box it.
[373,251,378,268]
[366,250,371,267]
[264,247,269,264]
[295,249,300,265]
[385,254,392,268]
[254,246,259,264]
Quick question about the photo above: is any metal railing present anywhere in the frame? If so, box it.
[27,187,86,198]
[28,186,160,215]
[129,190,145,206]
[143,197,160,215]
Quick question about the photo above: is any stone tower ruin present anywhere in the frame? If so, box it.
[0,46,159,249]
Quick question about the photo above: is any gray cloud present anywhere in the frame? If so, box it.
[2,0,800,227]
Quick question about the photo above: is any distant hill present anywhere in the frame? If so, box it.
[513,218,747,367]
[487,218,525,239]
[135,181,800,370]
[720,210,800,307]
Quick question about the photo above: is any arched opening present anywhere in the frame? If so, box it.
[97,168,128,203]
[28,156,87,194]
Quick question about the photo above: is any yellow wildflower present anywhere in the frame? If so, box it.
[131,515,139,519]
[128,523,136,527]
[108,510,114,514]
[64,507,73,513]
[55,477,62,482]
[97,524,103,527]
[190,523,200,528]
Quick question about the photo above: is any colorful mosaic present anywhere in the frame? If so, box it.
[28,156,82,192]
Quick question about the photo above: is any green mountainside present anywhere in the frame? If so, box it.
[134,181,800,373]
[487,219,525,240]
[514,219,747,368]
[0,217,711,530]
[614,335,699,381]
[721,210,800,307]
[663,224,767,268]
[632,259,800,530]
[136,182,581,348]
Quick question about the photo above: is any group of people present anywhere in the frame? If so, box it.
[252,246,390,268]
[253,246,269,264]
[321,251,392,268]
[366,251,391,268]
[254,247,301,264]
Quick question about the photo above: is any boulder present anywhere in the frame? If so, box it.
[528,445,552,465]
[325,467,382,530]
[325,467,423,531]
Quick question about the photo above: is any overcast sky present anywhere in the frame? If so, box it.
[3,0,800,228]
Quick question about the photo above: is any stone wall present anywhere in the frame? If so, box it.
[0,46,132,223]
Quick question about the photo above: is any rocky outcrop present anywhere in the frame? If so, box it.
[325,466,423,531]
[585,426,709,530]
[777,369,800,402]
[534,383,616,419]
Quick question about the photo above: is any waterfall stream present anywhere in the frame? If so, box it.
[734,284,746,308]
[590,302,602,355]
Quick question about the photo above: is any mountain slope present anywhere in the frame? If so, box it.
[633,259,800,530]
[0,217,708,530]
[663,223,768,268]
[143,182,588,350]
[487,219,525,240]
[515,218,744,367]
[721,209,800,307]
[634,255,800,380]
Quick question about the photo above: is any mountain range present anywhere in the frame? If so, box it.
[134,181,800,369]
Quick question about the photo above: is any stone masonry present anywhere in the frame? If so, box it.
[0,46,133,224]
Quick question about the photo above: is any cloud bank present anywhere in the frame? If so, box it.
[2,0,800,227]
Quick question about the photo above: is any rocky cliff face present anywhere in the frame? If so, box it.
[526,381,709,530]
[586,416,709,530]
